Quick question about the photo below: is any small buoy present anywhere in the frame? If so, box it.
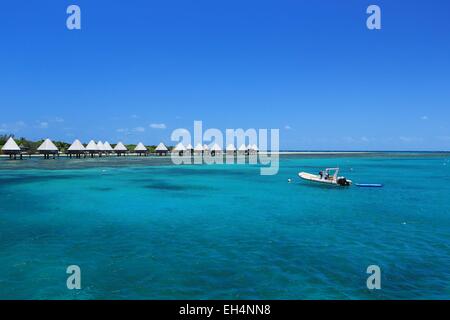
[287,178,292,183]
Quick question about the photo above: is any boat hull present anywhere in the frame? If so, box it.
[298,172,352,186]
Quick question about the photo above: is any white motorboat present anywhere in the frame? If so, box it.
[298,168,352,186]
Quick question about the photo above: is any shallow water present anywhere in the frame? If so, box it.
[1,154,450,299]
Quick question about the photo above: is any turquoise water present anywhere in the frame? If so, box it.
[1,154,450,299]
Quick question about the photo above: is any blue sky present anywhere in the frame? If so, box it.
[0,0,449,150]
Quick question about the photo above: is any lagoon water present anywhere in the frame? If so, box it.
[1,154,450,299]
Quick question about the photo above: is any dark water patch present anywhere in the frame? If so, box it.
[144,183,186,191]
[90,187,114,192]
[156,166,254,177]
[129,177,160,184]
[143,182,213,192]
[0,174,80,186]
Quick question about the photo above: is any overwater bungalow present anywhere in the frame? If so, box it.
[155,142,168,156]
[203,144,210,155]
[193,143,203,155]
[97,141,105,157]
[173,143,186,156]
[185,143,193,155]
[238,144,248,155]
[134,142,148,156]
[103,141,114,155]
[248,144,259,155]
[114,142,128,156]
[1,137,22,159]
[211,143,222,156]
[85,140,99,157]
[67,139,85,158]
[37,138,59,159]
[226,144,236,155]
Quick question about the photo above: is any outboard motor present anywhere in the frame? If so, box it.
[337,177,350,186]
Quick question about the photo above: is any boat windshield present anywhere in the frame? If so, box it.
[325,168,339,180]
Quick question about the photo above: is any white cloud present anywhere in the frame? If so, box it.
[116,128,127,133]
[360,136,370,142]
[150,123,166,129]
[284,125,292,130]
[421,115,429,121]
[399,136,424,143]
[343,136,356,143]
[133,126,146,132]
[37,121,49,129]
[0,121,26,133]
[399,136,412,142]
[131,114,139,119]
[55,117,64,123]
[342,136,372,143]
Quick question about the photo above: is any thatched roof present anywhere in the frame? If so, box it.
[85,140,98,151]
[173,143,186,151]
[97,141,105,151]
[238,144,247,151]
[37,139,58,152]
[103,141,113,151]
[134,142,147,151]
[1,137,21,151]
[68,139,85,151]
[114,142,128,151]
[194,143,203,151]
[155,142,168,151]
